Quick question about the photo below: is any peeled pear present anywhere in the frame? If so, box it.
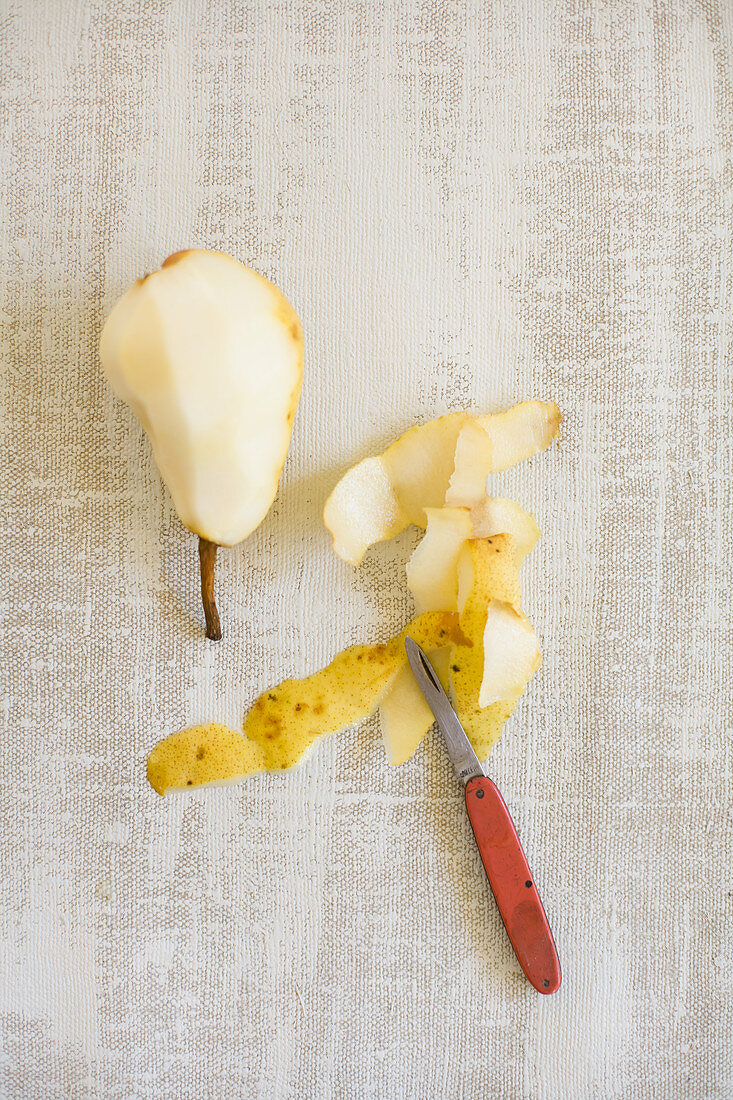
[323,401,560,564]
[100,249,303,639]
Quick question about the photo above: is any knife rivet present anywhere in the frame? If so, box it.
[525,881,532,888]
[476,789,484,799]
[542,980,550,988]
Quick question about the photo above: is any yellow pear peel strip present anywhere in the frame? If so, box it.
[147,611,462,794]
[450,536,529,760]
[469,497,540,567]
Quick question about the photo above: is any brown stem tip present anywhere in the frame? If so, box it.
[198,537,222,641]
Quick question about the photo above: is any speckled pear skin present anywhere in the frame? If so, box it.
[147,611,463,794]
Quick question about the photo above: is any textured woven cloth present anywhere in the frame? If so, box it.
[2,1,731,1097]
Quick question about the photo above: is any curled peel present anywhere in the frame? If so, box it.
[241,610,461,770]
[322,456,407,566]
[406,497,539,617]
[405,507,473,613]
[380,647,451,765]
[445,420,493,508]
[478,601,542,707]
[383,535,538,766]
[450,537,533,760]
[323,401,559,564]
[477,400,561,473]
[469,497,540,566]
[456,535,521,616]
[323,413,468,565]
[146,611,463,794]
[382,412,471,524]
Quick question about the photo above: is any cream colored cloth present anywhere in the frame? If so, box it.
[2,2,731,1097]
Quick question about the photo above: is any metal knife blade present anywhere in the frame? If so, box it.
[404,636,484,785]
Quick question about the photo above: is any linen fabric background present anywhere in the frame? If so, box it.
[1,1,731,1097]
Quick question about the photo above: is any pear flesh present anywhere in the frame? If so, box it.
[100,250,303,638]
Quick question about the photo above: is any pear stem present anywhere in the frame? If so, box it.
[198,537,222,641]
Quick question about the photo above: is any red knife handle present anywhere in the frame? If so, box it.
[465,776,561,994]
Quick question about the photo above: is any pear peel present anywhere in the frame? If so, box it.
[322,456,407,566]
[477,401,561,472]
[100,249,303,639]
[451,537,527,759]
[323,401,560,564]
[379,646,452,765]
[384,535,541,765]
[445,420,492,507]
[322,402,558,765]
[147,723,268,794]
[405,507,473,613]
[147,611,463,793]
[469,497,541,567]
[478,600,542,706]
